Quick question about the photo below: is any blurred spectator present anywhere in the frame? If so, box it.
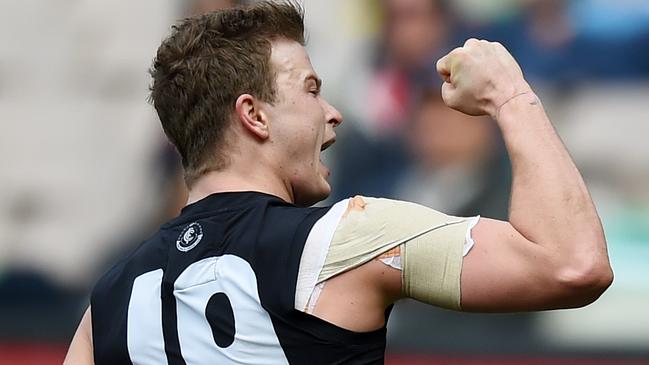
[396,89,510,219]
[456,0,649,85]
[333,0,454,200]
[368,0,452,135]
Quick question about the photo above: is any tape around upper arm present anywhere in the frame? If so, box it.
[401,216,478,311]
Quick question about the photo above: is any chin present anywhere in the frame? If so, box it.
[293,181,331,207]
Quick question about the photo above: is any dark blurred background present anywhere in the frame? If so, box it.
[1,0,648,364]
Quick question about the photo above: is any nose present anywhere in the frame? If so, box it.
[324,99,343,128]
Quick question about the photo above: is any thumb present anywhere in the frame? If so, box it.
[440,81,459,109]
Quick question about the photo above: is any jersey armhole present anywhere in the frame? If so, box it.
[295,199,349,312]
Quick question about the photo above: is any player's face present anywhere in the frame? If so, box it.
[264,40,343,206]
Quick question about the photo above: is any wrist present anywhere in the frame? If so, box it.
[493,90,540,120]
[487,81,534,118]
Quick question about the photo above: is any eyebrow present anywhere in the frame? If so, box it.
[304,74,322,89]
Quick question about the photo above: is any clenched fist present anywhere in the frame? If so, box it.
[436,39,532,118]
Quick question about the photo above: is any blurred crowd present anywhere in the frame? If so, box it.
[0,0,648,361]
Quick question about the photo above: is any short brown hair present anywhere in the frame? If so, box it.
[149,1,305,186]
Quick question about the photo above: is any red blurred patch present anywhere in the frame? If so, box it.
[0,343,67,365]
[386,354,649,365]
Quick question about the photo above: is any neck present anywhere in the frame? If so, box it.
[186,167,294,206]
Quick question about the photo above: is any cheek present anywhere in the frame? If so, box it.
[273,98,326,167]
[288,126,319,159]
[294,115,324,156]
[278,131,319,181]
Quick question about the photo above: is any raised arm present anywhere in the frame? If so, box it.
[437,39,613,311]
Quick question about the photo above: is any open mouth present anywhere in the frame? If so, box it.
[319,138,336,177]
[320,138,336,152]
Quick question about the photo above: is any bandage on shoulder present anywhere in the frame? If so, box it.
[295,196,478,312]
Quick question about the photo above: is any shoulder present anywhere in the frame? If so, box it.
[92,231,168,307]
[327,195,458,238]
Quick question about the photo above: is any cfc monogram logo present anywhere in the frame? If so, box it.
[176,222,204,252]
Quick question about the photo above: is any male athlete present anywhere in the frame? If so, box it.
[65,2,613,364]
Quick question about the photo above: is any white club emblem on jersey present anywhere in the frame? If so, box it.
[176,222,204,252]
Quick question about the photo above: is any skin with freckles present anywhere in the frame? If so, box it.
[259,40,342,206]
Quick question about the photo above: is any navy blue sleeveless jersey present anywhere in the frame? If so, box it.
[91,192,390,365]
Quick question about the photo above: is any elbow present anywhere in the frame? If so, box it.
[555,257,613,308]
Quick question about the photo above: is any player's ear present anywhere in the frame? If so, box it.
[235,94,270,140]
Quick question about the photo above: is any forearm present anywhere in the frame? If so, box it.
[496,92,609,273]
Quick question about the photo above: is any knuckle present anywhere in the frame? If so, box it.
[446,47,465,63]
[450,46,463,54]
[450,46,465,58]
[464,38,479,46]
